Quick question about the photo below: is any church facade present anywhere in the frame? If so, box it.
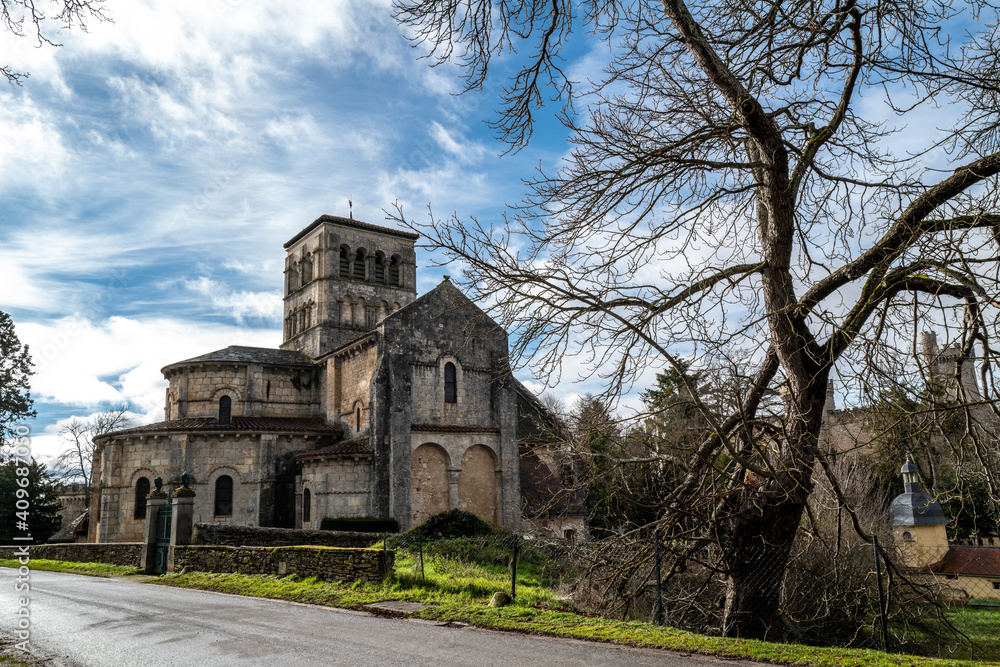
[89,215,585,543]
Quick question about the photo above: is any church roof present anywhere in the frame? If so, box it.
[284,214,420,249]
[296,437,372,461]
[162,346,315,373]
[97,416,343,440]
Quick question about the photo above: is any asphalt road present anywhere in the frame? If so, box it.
[0,568,759,667]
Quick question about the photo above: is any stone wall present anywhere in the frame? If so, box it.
[299,457,372,527]
[0,543,142,567]
[192,523,379,548]
[330,342,377,437]
[166,364,321,420]
[171,545,393,583]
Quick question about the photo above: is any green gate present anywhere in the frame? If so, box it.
[153,503,172,574]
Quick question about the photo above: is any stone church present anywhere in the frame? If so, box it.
[89,215,586,543]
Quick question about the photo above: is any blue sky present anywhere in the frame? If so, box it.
[0,0,594,461]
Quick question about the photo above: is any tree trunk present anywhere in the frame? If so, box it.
[719,383,827,639]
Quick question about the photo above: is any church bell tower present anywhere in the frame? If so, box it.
[280,215,419,359]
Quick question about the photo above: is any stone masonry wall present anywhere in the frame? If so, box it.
[167,364,320,420]
[300,458,372,527]
[330,343,377,437]
[192,523,379,548]
[171,545,393,583]
[0,543,142,567]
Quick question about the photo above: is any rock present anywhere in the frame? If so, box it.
[489,591,512,607]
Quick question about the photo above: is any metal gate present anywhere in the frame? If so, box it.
[153,503,172,574]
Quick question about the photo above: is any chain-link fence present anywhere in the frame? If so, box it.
[375,531,1000,661]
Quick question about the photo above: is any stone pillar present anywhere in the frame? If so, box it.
[167,475,196,573]
[140,490,168,575]
[448,467,461,510]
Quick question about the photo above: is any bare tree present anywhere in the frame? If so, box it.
[2,0,109,85]
[391,0,1000,639]
[55,404,132,498]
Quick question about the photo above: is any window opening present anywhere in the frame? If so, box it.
[375,253,386,284]
[388,256,400,286]
[353,249,366,280]
[303,489,311,523]
[356,406,362,432]
[339,247,350,278]
[214,476,233,516]
[134,477,150,519]
[444,362,457,403]
[218,396,232,425]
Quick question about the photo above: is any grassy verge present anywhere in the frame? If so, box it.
[149,541,995,667]
[0,558,142,577]
[5,549,996,667]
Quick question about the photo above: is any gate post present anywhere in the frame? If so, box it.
[167,472,196,573]
[141,477,169,575]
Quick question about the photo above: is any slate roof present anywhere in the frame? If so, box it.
[932,546,1000,577]
[97,417,343,440]
[162,346,315,374]
[48,511,89,543]
[284,214,420,249]
[519,445,587,518]
[296,437,372,461]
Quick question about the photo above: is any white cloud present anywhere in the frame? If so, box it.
[182,277,282,323]
[18,314,278,412]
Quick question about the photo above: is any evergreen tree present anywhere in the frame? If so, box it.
[0,311,36,450]
[0,459,63,544]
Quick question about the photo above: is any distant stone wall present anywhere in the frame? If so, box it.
[192,523,380,548]
[0,543,142,567]
[171,545,393,583]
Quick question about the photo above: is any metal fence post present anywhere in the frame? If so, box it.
[872,535,889,651]
[511,536,519,600]
[653,529,664,626]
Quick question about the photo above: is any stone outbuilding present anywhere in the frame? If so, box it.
[91,215,584,542]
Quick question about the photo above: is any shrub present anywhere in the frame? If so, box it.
[406,509,501,539]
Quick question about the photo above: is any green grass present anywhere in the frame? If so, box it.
[6,549,999,667]
[900,606,1000,662]
[0,558,143,577]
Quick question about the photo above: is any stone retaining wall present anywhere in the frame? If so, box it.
[171,545,393,582]
[192,523,380,548]
[0,543,142,567]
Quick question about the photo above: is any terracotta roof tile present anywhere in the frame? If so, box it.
[933,546,1000,576]
[411,424,501,434]
[99,417,343,440]
[296,438,372,460]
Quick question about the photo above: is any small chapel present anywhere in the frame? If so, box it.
[88,215,586,543]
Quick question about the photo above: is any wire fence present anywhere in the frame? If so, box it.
[377,531,1000,661]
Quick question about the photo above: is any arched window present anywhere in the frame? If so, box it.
[300,255,313,284]
[374,253,386,284]
[444,362,457,403]
[353,249,366,281]
[303,488,311,523]
[356,406,362,432]
[134,477,150,519]
[339,247,350,278]
[388,255,400,286]
[214,476,233,516]
[218,396,232,425]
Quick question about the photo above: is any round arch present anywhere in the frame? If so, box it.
[411,442,451,527]
[457,445,499,524]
